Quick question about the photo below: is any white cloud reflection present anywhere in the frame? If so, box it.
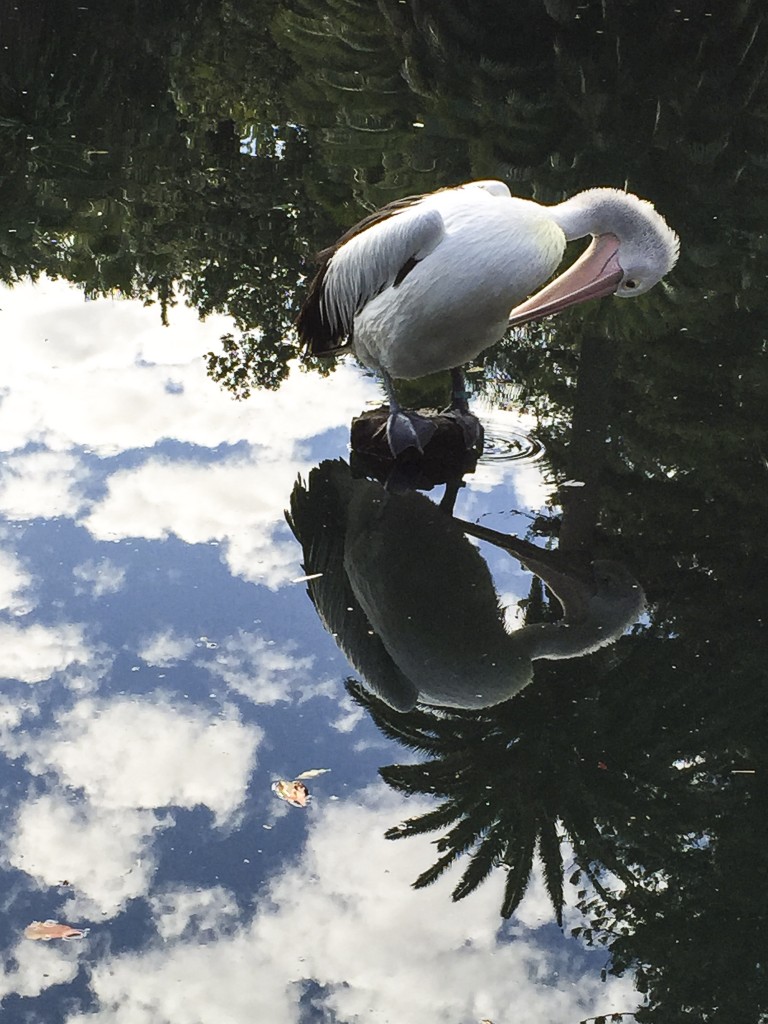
[6,793,166,920]
[0,546,34,615]
[138,628,197,667]
[0,450,89,521]
[59,785,637,1024]
[0,276,375,591]
[0,938,79,1001]
[204,630,334,705]
[19,697,262,826]
[1,695,264,920]
[150,886,241,942]
[79,453,310,590]
[73,558,127,599]
[0,621,93,685]
[0,277,373,459]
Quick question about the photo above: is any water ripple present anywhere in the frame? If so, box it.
[479,417,545,464]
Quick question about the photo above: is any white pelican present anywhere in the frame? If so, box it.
[287,460,646,711]
[297,180,679,453]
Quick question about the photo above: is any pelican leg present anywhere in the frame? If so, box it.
[441,367,483,452]
[449,367,470,414]
[380,371,437,456]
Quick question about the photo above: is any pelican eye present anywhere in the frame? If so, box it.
[624,279,638,289]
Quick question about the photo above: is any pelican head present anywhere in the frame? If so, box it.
[508,187,680,326]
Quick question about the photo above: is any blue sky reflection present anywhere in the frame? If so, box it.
[0,279,637,1022]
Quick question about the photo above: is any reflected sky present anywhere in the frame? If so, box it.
[0,278,633,1021]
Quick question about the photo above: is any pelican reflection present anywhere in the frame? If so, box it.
[287,460,645,710]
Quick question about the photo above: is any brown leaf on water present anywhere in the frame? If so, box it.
[24,920,88,941]
[272,780,310,807]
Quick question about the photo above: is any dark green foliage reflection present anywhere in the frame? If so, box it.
[4,0,768,401]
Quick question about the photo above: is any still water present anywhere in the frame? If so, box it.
[0,2,766,1022]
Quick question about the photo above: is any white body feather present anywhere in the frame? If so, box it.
[321,182,565,379]
[300,180,679,391]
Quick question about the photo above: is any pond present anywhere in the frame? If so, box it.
[0,2,766,1023]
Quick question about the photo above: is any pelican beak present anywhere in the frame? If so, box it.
[508,233,623,327]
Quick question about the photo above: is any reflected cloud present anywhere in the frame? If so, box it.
[464,455,553,516]
[61,786,636,1024]
[0,278,377,594]
[0,278,374,459]
[138,628,197,667]
[0,939,79,1001]
[467,403,553,505]
[6,793,165,919]
[0,697,26,733]
[18,697,262,826]
[204,631,334,705]
[0,621,94,685]
[73,558,127,599]
[329,694,366,733]
[0,451,89,521]
[0,547,34,615]
[150,886,240,942]
[79,453,312,590]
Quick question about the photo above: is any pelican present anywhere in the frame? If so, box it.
[287,460,646,711]
[297,180,679,452]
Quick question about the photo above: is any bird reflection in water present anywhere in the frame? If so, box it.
[287,460,645,711]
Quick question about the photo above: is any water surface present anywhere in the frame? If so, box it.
[0,3,766,1022]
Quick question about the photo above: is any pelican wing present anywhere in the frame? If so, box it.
[297,199,445,355]
[286,461,419,712]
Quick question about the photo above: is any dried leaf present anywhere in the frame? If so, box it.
[272,780,310,807]
[24,920,87,941]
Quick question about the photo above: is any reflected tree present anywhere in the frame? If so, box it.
[5,0,768,405]
[0,0,330,394]
[350,624,767,1023]
[346,617,688,929]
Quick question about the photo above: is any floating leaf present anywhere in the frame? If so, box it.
[272,780,310,807]
[24,920,88,941]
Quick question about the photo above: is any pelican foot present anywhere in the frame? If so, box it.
[444,390,471,416]
[383,410,438,456]
[441,409,484,452]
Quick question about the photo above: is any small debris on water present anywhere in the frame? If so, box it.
[291,573,324,584]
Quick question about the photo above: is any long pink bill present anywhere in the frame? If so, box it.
[508,233,623,328]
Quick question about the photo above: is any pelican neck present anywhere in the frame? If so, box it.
[546,188,641,243]
[546,192,608,242]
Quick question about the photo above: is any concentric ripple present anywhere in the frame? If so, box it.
[479,416,545,464]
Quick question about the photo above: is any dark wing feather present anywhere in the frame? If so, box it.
[295,193,439,357]
[286,460,418,712]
